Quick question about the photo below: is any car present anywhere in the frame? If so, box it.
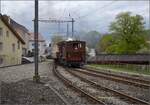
[22,57,33,64]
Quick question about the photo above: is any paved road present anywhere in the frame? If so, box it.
[0,60,69,105]
[0,61,53,83]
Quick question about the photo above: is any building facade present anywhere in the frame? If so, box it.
[28,33,46,56]
[0,14,25,67]
[14,28,30,56]
[3,15,30,56]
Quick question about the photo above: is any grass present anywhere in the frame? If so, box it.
[88,64,150,76]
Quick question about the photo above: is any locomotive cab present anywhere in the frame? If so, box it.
[57,40,86,67]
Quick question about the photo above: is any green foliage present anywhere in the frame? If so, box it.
[89,64,150,75]
[137,47,150,54]
[143,29,150,41]
[99,12,147,54]
[97,34,115,53]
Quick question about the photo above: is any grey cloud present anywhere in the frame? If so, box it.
[1,1,149,43]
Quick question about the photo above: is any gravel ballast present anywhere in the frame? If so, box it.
[0,61,101,105]
[0,78,66,105]
[47,65,100,105]
[72,69,150,102]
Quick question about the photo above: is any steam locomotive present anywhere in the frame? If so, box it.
[52,40,86,67]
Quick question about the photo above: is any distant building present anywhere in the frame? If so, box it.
[45,43,52,56]
[88,48,96,57]
[28,33,46,56]
[0,14,25,67]
[2,15,30,56]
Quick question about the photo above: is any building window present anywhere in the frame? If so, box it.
[0,42,3,51]
[18,41,20,49]
[0,58,3,65]
[32,43,34,46]
[12,43,15,52]
[32,43,40,46]
[0,28,3,36]
[6,31,9,37]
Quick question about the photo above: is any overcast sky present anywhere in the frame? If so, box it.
[1,0,149,44]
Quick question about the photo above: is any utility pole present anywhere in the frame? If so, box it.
[0,0,1,13]
[67,22,69,38]
[33,0,40,82]
[71,18,75,38]
[58,22,60,35]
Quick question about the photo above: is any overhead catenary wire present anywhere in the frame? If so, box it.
[69,3,82,18]
[74,0,117,20]
[59,1,70,36]
[59,1,70,20]
[70,1,118,32]
[2,0,148,35]
[70,1,114,30]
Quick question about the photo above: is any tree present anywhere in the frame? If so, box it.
[109,12,147,54]
[136,29,150,54]
[143,29,150,41]
[97,34,114,53]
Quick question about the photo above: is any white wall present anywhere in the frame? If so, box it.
[28,41,46,56]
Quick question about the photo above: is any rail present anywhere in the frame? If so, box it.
[53,66,106,105]
[67,68,150,105]
[81,67,150,88]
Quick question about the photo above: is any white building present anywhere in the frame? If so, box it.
[28,33,46,56]
[45,44,52,56]
[88,48,96,57]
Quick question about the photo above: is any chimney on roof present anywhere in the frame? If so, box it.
[3,15,11,24]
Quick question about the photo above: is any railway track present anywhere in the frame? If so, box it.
[67,68,150,105]
[53,66,150,105]
[44,83,71,105]
[53,66,106,105]
[78,67,150,89]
